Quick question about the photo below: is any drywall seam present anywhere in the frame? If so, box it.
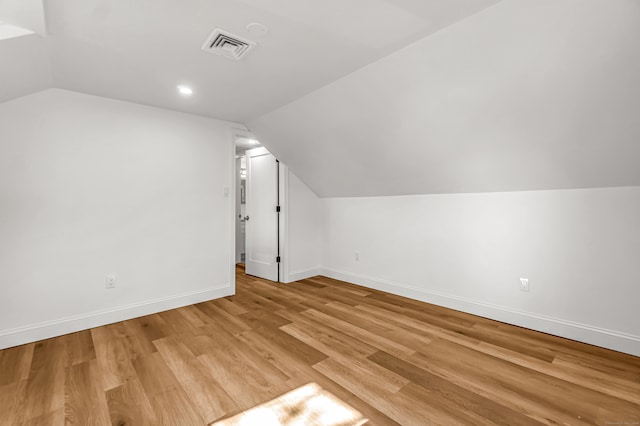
[0,284,233,350]
[321,268,640,357]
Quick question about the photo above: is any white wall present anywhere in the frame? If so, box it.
[0,0,47,35]
[282,167,322,282]
[0,89,237,349]
[249,0,640,197]
[322,186,640,356]
[0,32,51,103]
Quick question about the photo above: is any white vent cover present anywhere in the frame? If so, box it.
[201,29,256,60]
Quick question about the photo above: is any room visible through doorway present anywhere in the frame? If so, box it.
[235,134,281,282]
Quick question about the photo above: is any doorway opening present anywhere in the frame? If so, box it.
[235,134,281,282]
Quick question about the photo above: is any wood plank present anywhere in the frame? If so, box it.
[0,380,27,425]
[128,314,167,343]
[344,395,401,426]
[235,327,327,372]
[20,409,64,426]
[264,281,333,310]
[177,329,222,357]
[132,352,204,424]
[131,352,181,398]
[210,297,249,316]
[91,324,137,391]
[322,301,434,351]
[105,376,157,426]
[302,308,416,358]
[237,308,292,330]
[369,350,542,425]
[120,320,158,359]
[154,336,238,423]
[477,320,640,369]
[408,340,640,425]
[63,360,111,425]
[61,331,96,367]
[194,303,251,335]
[305,276,372,297]
[235,285,289,311]
[552,351,640,382]
[158,309,199,336]
[198,348,286,410]
[148,388,204,425]
[313,356,461,425]
[21,339,65,422]
[176,305,211,328]
[279,311,378,361]
[245,284,309,312]
[0,343,34,386]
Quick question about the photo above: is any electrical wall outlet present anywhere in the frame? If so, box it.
[354,252,360,261]
[520,278,529,292]
[106,274,117,289]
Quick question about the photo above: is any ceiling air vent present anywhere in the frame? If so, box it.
[201,29,256,60]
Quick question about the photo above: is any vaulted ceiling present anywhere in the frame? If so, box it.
[1,0,501,122]
[3,0,640,197]
[249,0,640,196]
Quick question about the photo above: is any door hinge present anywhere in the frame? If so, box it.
[276,205,281,213]
[276,256,281,263]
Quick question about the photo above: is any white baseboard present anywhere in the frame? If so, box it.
[321,268,640,357]
[0,284,233,350]
[285,268,321,283]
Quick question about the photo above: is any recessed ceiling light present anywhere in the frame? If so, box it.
[239,138,259,145]
[177,85,193,96]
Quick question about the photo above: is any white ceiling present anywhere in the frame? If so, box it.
[249,0,640,197]
[235,136,262,154]
[4,0,638,197]
[0,0,501,121]
[0,0,47,36]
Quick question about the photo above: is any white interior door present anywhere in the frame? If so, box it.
[245,147,279,281]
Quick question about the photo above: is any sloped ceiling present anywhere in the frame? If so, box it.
[36,0,499,123]
[249,0,640,197]
[0,0,50,103]
[0,0,47,35]
[3,0,639,198]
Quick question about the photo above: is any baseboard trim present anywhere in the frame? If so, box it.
[285,268,321,283]
[0,284,233,350]
[321,268,640,357]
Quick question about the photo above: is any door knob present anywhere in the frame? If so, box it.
[244,216,250,221]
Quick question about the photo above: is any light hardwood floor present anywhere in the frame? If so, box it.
[1,266,639,425]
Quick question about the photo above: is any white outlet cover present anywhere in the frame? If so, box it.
[520,278,529,292]
[106,274,117,289]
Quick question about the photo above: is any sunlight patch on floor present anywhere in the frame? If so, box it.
[211,383,368,426]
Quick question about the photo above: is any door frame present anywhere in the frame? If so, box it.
[278,161,290,283]
[230,129,288,286]
[229,129,242,294]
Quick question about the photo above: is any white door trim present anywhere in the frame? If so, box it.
[279,163,289,284]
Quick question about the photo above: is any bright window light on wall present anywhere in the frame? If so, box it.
[177,85,193,96]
